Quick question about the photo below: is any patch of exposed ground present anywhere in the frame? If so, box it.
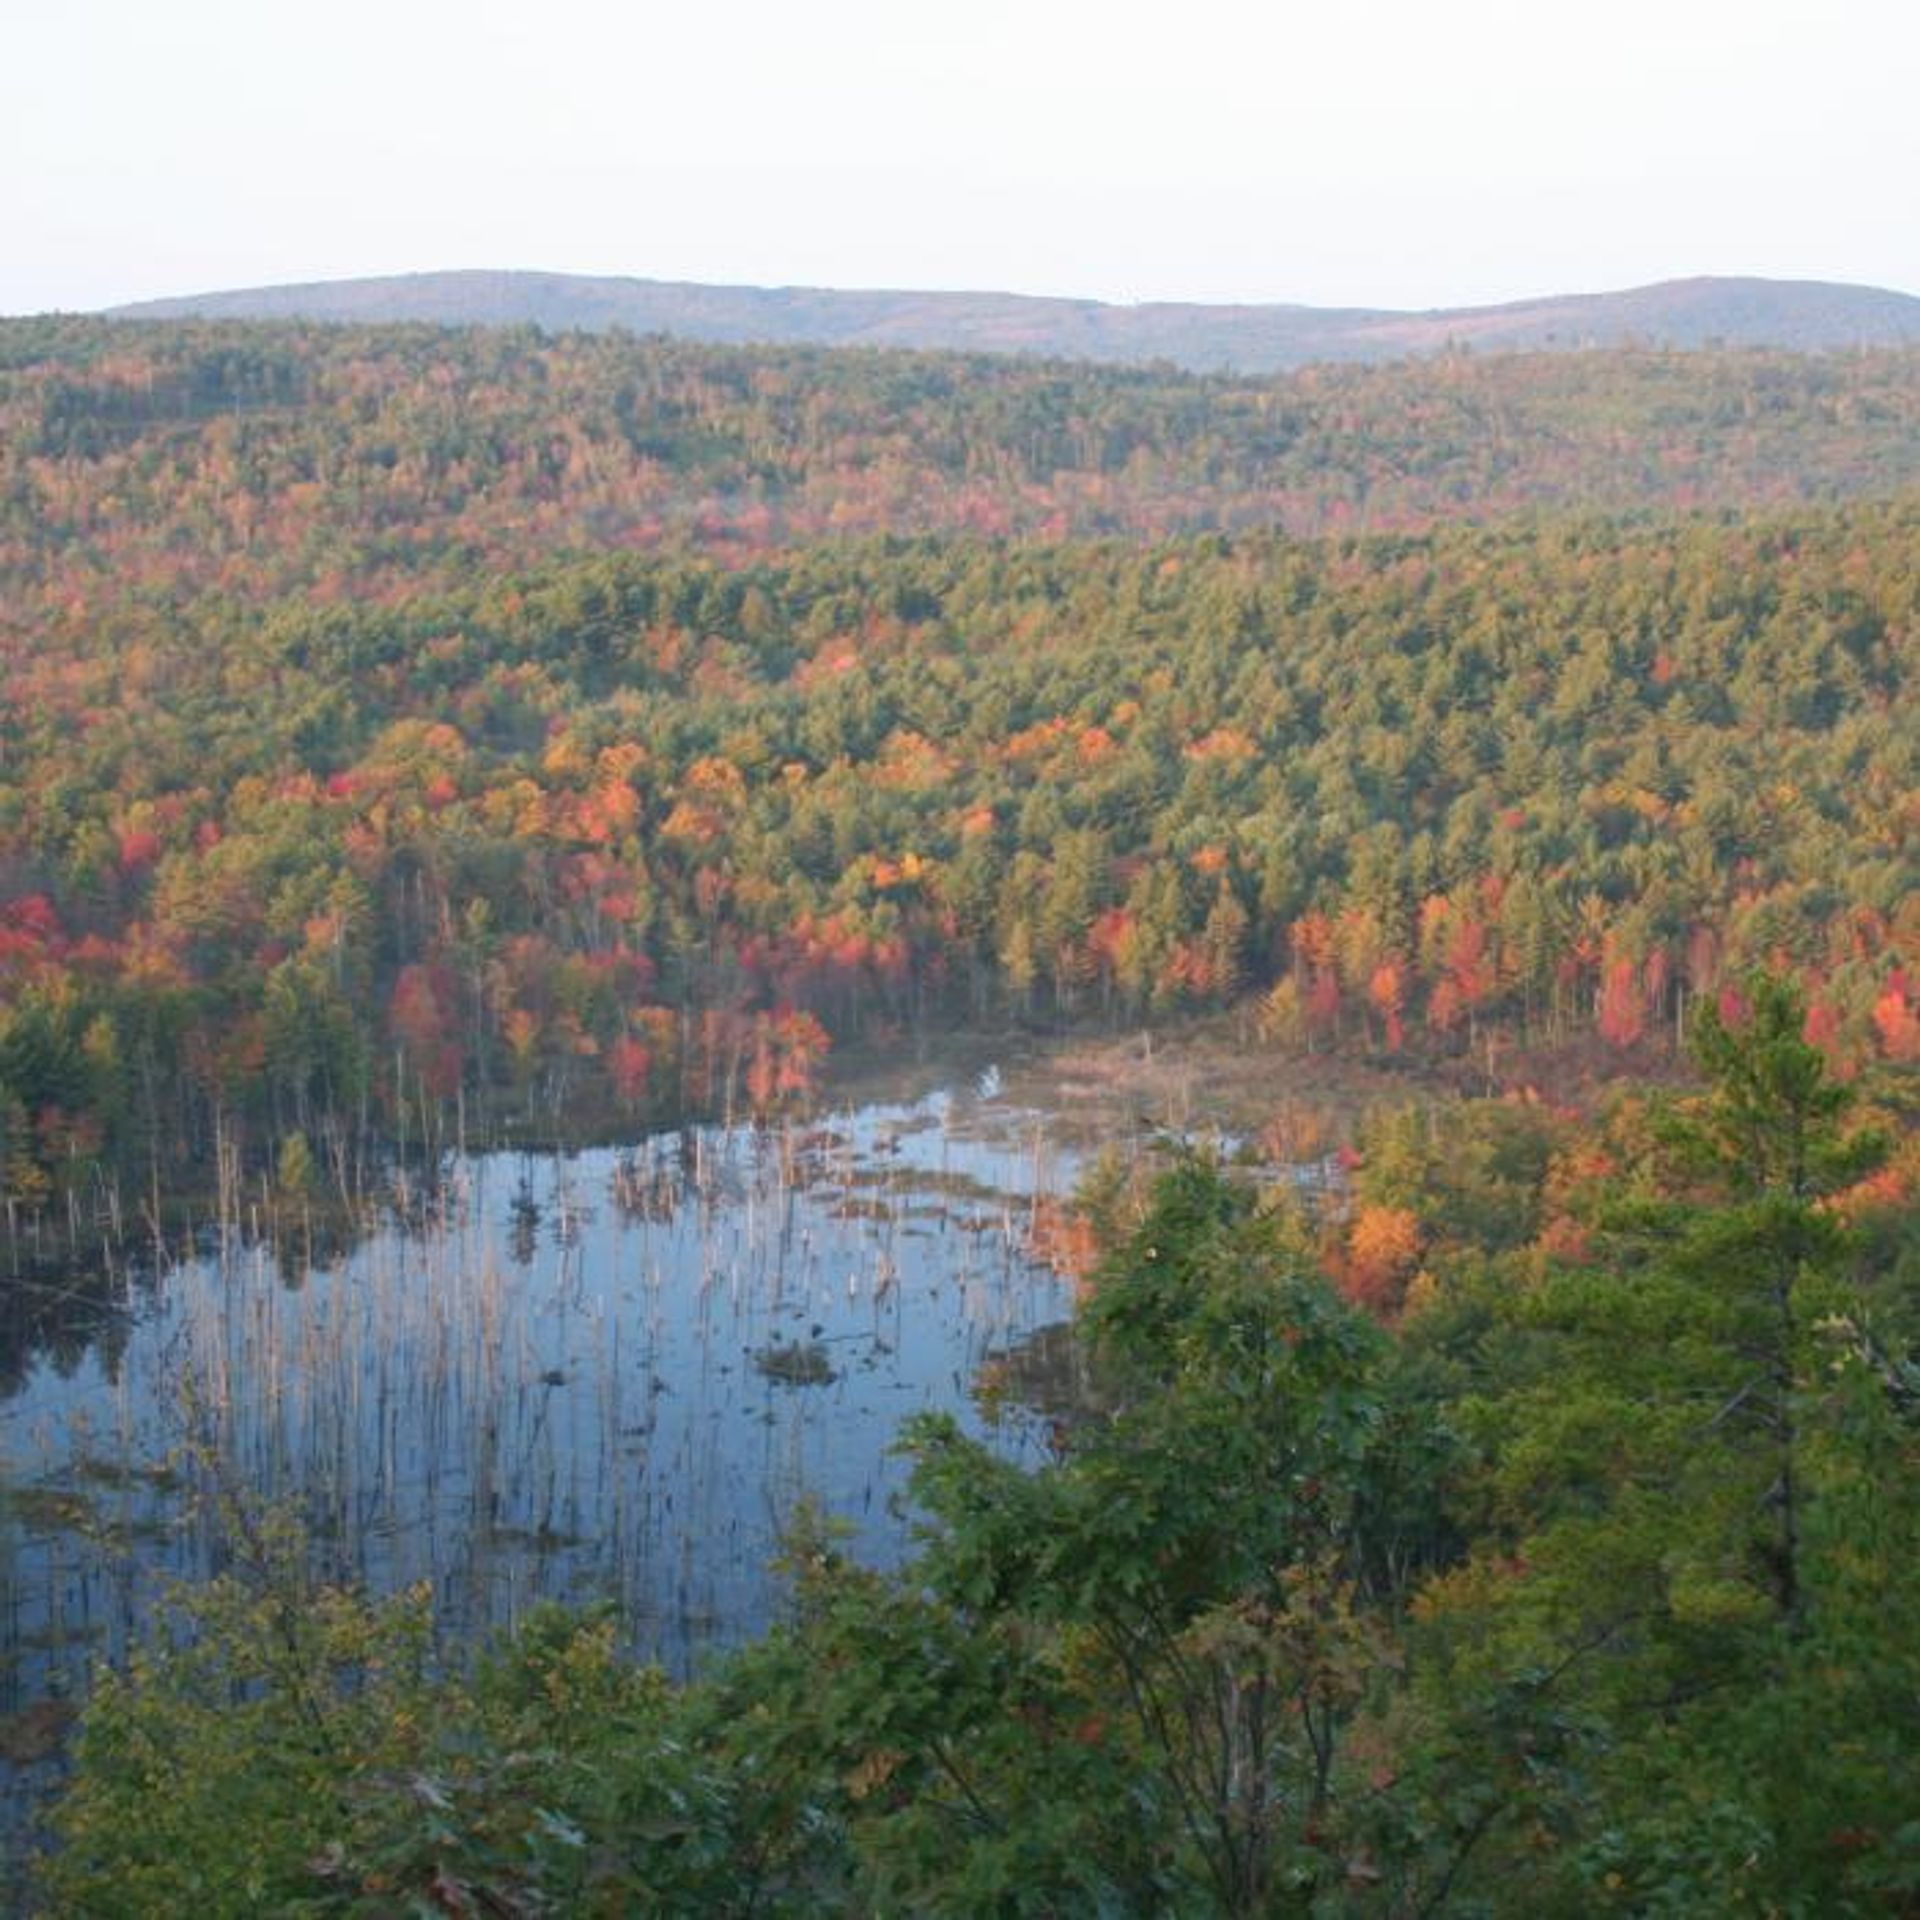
[826,1014,1696,1170]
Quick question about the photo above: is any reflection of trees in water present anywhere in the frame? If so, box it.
[0,1118,864,1399]
[0,1151,462,1398]
[0,1269,135,1400]
[976,1319,1108,1430]
[2,1094,1079,1700]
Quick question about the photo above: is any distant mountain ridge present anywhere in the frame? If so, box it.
[105,270,1920,372]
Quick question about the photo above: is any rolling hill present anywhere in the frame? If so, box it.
[105,270,1920,371]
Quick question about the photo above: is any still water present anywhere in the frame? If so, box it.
[0,1082,1079,1739]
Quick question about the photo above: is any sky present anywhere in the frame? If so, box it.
[6,0,1917,316]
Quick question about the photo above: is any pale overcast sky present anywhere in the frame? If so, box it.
[6,0,1916,315]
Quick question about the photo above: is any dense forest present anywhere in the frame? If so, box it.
[7,324,1920,609]
[3,318,1919,1910]
[1,330,1918,1240]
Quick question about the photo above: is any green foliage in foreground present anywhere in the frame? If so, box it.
[40,982,1920,1915]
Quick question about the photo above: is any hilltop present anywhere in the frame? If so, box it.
[104,269,1920,371]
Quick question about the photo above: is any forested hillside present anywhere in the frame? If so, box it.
[5,312,1920,1918]
[8,322,1920,622]
[2,319,1919,1239]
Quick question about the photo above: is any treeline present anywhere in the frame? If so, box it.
[41,985,1920,1913]
[2,504,1918,1226]
[5,319,1920,631]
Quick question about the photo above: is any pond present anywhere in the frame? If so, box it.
[0,1077,1087,1812]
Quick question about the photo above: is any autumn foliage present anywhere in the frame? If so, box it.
[1,318,1918,1221]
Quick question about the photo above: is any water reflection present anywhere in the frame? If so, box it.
[0,1087,1078,1728]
